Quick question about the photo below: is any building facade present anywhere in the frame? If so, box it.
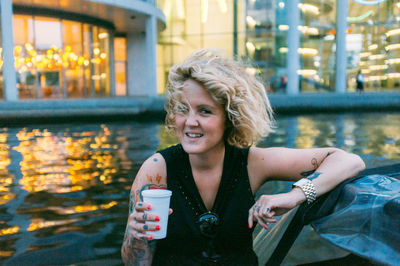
[1,0,399,104]
[0,0,165,101]
[157,0,400,94]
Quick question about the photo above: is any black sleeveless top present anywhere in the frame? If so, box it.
[152,144,257,265]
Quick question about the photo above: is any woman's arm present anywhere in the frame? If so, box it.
[248,147,365,228]
[121,153,167,265]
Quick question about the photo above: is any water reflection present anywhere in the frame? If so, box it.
[0,113,398,264]
[14,125,124,193]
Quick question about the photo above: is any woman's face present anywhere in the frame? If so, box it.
[174,79,226,155]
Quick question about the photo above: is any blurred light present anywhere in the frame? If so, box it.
[201,0,208,23]
[98,33,108,39]
[385,44,400,51]
[298,25,319,35]
[297,69,317,76]
[360,52,371,58]
[246,67,257,76]
[387,72,400,78]
[176,0,185,19]
[386,58,400,64]
[369,54,386,60]
[369,64,388,70]
[324,35,335,41]
[246,16,257,29]
[217,0,228,13]
[279,47,288,53]
[386,28,400,37]
[279,2,285,9]
[368,44,378,50]
[367,75,387,81]
[298,3,319,15]
[298,48,318,56]
[246,42,256,55]
[278,24,289,31]
[361,69,371,74]
[279,47,318,56]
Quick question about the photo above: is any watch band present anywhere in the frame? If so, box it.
[292,178,317,204]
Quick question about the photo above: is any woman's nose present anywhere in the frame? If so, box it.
[185,111,199,126]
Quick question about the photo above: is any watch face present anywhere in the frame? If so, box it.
[294,178,310,187]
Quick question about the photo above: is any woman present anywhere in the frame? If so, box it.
[121,49,365,265]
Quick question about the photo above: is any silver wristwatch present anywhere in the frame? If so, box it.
[292,178,317,204]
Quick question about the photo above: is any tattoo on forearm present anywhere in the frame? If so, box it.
[307,172,321,181]
[301,157,320,177]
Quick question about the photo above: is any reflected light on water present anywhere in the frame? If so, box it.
[0,114,398,264]
[0,131,15,205]
[13,125,123,193]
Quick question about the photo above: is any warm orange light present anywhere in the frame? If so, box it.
[329,29,336,35]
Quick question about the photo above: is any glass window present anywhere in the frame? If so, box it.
[114,37,127,96]
[34,17,63,99]
[63,20,85,98]
[13,15,36,99]
[13,15,113,99]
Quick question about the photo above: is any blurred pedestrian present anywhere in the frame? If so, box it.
[356,70,364,93]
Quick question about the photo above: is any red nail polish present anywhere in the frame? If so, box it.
[264,226,268,230]
[155,225,160,230]
[155,216,160,221]
[147,205,152,210]
[248,224,252,228]
[148,235,154,240]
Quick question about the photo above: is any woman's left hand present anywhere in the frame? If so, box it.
[248,189,305,229]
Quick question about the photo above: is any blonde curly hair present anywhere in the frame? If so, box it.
[165,49,274,148]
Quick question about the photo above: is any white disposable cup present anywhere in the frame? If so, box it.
[141,189,172,239]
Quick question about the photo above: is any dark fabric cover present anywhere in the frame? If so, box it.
[152,144,258,266]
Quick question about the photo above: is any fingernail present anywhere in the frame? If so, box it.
[264,226,268,230]
[148,235,154,240]
[155,225,160,230]
[138,203,143,207]
[143,225,148,230]
[147,205,152,210]
[155,216,160,221]
[248,224,252,228]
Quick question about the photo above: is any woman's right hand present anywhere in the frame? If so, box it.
[126,201,161,241]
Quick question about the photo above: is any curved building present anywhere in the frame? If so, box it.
[0,0,165,101]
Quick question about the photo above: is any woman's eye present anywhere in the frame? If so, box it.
[200,108,211,114]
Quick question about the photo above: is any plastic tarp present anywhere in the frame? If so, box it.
[311,174,400,265]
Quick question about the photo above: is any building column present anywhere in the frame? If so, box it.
[335,0,348,93]
[146,15,157,97]
[286,0,300,95]
[1,0,17,101]
[126,15,158,97]
[109,33,116,96]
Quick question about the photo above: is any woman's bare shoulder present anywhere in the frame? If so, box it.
[133,153,167,189]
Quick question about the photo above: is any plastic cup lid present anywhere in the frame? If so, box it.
[142,189,172,197]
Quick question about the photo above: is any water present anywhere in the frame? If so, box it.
[0,112,399,265]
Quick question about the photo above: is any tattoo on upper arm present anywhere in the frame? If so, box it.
[138,173,167,200]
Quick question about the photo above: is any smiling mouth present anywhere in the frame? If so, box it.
[185,133,203,138]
